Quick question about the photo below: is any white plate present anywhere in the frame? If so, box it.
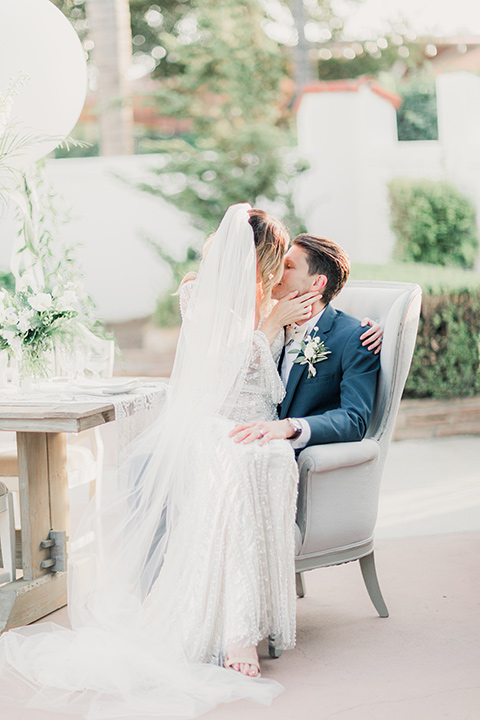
[69,378,142,396]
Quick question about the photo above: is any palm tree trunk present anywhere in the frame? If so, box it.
[86,0,134,155]
[291,0,316,91]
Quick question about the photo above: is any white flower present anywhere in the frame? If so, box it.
[56,290,78,311]
[16,272,38,292]
[289,331,331,379]
[304,344,316,360]
[1,306,18,326]
[16,310,33,334]
[1,331,21,355]
[28,293,53,312]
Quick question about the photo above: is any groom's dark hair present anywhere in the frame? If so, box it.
[293,234,350,305]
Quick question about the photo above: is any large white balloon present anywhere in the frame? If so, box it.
[0,0,87,168]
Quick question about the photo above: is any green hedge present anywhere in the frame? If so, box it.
[388,178,478,269]
[351,262,480,398]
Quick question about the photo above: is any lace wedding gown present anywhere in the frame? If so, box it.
[144,302,298,665]
[0,205,299,718]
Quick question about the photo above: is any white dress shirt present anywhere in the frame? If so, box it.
[281,308,325,450]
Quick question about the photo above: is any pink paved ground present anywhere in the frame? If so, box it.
[3,531,479,720]
[3,435,480,720]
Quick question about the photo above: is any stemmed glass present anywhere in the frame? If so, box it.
[85,347,109,380]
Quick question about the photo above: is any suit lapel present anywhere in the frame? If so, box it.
[277,327,287,372]
[280,304,336,419]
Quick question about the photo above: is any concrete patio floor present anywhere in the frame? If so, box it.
[3,435,480,720]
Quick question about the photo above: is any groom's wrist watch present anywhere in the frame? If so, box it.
[286,417,302,440]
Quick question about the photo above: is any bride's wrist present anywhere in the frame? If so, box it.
[260,315,282,341]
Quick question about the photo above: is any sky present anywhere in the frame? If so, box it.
[337,0,480,39]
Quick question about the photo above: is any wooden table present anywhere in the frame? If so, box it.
[0,400,118,633]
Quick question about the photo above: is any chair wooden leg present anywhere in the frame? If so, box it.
[359,551,389,618]
[0,493,16,584]
[296,571,306,598]
[268,635,283,659]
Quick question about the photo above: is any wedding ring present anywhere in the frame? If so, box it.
[258,429,265,438]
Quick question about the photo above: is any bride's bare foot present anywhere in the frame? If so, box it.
[225,643,260,677]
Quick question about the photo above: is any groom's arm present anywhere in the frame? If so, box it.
[230,325,380,447]
[303,326,380,446]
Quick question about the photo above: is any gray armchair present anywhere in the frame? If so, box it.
[270,280,422,658]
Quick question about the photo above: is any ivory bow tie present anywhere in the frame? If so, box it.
[285,324,309,346]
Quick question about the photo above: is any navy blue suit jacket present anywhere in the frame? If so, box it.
[278,303,380,447]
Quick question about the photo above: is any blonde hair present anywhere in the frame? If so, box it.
[247,208,289,313]
[179,209,289,312]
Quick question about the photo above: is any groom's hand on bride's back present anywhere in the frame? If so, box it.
[360,318,383,354]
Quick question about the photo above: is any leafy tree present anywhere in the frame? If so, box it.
[316,30,426,82]
[148,244,198,327]
[135,0,307,234]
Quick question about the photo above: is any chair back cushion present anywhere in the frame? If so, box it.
[332,280,421,446]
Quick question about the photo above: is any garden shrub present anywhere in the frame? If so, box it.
[351,262,480,398]
[388,178,478,269]
[405,289,480,398]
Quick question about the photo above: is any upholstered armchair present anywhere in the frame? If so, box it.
[270,280,422,658]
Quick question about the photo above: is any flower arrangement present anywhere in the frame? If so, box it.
[0,276,81,379]
[289,327,331,379]
[0,75,105,386]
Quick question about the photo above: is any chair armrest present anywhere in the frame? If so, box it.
[298,438,380,474]
[296,438,382,556]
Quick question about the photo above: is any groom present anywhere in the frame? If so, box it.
[231,234,380,449]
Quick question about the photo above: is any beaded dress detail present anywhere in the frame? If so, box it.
[143,283,298,664]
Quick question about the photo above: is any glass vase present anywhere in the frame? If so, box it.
[18,342,54,392]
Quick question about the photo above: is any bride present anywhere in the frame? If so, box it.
[0,203,321,717]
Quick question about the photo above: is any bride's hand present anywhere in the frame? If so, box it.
[261,291,322,343]
[360,317,383,354]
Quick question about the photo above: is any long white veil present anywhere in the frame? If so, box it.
[0,204,284,717]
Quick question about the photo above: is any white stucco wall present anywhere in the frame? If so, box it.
[1,73,479,324]
[295,72,480,267]
[0,155,202,322]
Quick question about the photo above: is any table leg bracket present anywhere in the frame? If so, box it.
[40,531,68,572]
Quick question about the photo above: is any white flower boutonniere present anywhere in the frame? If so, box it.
[288,327,331,379]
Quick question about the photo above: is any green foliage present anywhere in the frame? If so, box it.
[350,261,480,292]
[138,0,304,233]
[405,289,480,398]
[388,178,478,269]
[54,141,99,159]
[0,271,15,293]
[397,81,438,140]
[316,31,426,82]
[149,244,199,328]
[351,261,480,398]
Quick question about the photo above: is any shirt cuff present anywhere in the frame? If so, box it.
[289,418,311,450]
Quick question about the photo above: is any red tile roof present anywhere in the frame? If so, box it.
[294,76,403,111]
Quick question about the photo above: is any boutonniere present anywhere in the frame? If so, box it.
[288,327,331,379]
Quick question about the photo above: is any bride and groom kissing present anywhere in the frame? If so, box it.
[0,203,382,719]
[229,225,381,450]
